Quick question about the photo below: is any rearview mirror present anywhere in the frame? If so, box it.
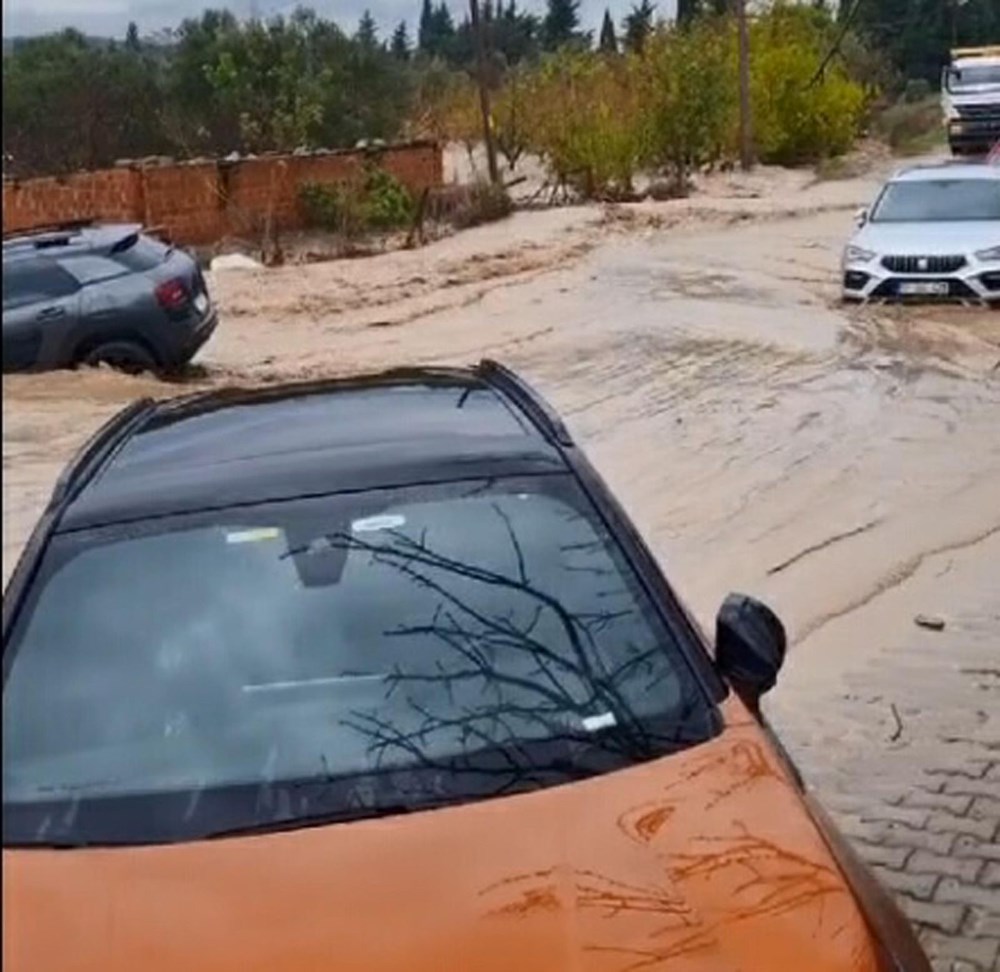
[854,207,868,228]
[715,593,787,714]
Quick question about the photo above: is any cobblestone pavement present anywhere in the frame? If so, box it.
[767,531,1000,971]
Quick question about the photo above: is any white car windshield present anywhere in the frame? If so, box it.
[871,179,1000,223]
[946,64,1000,91]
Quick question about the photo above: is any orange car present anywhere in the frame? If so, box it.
[2,362,930,971]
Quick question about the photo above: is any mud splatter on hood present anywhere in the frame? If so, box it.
[3,709,881,972]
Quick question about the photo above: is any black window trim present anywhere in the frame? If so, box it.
[555,443,728,704]
[1,399,156,661]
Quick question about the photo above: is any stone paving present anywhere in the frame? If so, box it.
[768,531,1000,970]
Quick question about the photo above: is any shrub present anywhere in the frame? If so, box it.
[874,97,943,154]
[363,166,415,229]
[298,180,368,237]
[637,20,740,183]
[299,165,414,236]
[492,68,535,171]
[448,181,514,229]
[519,49,647,198]
[903,79,932,104]
[750,7,867,165]
[417,4,871,199]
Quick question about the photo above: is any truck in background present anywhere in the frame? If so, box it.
[942,47,1000,157]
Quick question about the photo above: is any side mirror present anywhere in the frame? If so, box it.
[715,593,787,713]
[854,207,868,228]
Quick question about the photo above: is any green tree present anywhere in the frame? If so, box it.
[433,4,457,48]
[599,8,618,53]
[677,0,727,25]
[166,9,244,152]
[3,29,170,174]
[2,7,418,174]
[639,20,738,185]
[418,0,436,51]
[125,21,141,51]
[419,2,457,59]
[167,9,410,155]
[542,0,581,50]
[676,0,697,26]
[487,1,541,66]
[356,9,379,49]
[850,0,999,84]
[623,0,655,53]
[391,21,411,59]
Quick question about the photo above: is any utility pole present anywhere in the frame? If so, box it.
[736,0,754,171]
[470,0,500,184]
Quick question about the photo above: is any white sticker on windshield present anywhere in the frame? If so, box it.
[351,514,406,533]
[582,711,617,732]
[226,527,281,545]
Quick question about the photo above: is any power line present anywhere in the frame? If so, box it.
[805,0,865,89]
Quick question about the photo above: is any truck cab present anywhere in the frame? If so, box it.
[942,46,1000,157]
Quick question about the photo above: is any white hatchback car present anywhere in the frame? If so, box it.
[842,162,1000,304]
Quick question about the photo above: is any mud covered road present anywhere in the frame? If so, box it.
[4,159,999,967]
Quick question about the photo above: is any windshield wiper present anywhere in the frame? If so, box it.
[203,802,425,841]
[4,837,113,849]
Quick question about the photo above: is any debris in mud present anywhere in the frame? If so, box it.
[914,614,946,631]
[211,253,263,273]
[646,178,692,201]
[888,702,904,742]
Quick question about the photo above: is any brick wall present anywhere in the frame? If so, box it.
[143,161,224,245]
[2,141,443,246]
[3,168,141,234]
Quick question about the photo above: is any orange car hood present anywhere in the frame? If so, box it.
[4,707,880,972]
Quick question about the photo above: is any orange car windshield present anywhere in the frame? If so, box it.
[3,476,719,846]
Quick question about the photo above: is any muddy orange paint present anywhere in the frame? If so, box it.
[3,699,885,972]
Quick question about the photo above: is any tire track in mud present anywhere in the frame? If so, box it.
[794,520,1000,645]
[766,518,884,576]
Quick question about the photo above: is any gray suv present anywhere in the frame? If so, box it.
[2,222,218,374]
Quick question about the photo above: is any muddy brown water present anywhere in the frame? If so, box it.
[4,172,999,746]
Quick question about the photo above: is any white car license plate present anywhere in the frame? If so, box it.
[898,281,949,296]
[194,292,209,313]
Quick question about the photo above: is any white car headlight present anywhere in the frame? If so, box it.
[975,246,1000,262]
[844,245,876,264]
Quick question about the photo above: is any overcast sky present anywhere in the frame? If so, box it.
[3,0,679,39]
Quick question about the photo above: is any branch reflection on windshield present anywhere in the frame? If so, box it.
[3,476,718,846]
